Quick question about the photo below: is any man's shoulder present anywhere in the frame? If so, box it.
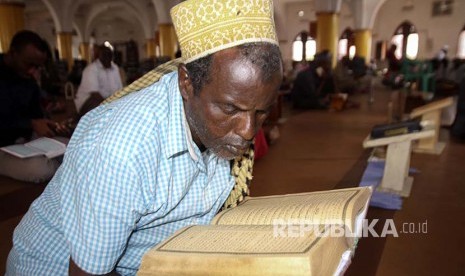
[120,71,177,103]
[101,71,179,128]
[82,71,178,131]
[78,73,177,158]
[82,61,100,73]
[110,62,120,71]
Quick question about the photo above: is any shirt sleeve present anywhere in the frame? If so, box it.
[74,65,99,111]
[79,65,100,94]
[112,63,123,91]
[28,84,44,120]
[60,132,158,274]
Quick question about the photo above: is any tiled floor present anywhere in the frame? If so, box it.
[1,81,464,275]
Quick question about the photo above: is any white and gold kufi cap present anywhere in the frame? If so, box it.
[171,0,278,63]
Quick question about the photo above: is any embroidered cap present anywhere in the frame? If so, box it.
[170,0,278,63]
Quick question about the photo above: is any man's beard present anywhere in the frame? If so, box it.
[185,112,249,160]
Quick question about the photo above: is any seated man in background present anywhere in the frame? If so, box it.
[0,30,69,183]
[334,55,370,95]
[291,51,335,109]
[434,57,464,98]
[351,55,368,82]
[7,0,283,275]
[334,56,357,94]
[74,45,123,116]
[452,78,465,140]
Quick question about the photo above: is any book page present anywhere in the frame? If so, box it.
[26,137,66,158]
[0,144,44,158]
[213,187,370,232]
[156,225,324,255]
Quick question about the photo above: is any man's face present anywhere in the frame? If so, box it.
[99,48,113,69]
[181,48,282,160]
[11,44,46,79]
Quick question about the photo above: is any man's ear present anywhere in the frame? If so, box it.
[178,64,194,100]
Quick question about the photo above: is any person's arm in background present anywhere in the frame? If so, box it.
[75,64,103,115]
[30,85,58,136]
[31,118,57,137]
[0,82,56,144]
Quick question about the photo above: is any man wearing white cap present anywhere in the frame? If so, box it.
[7,0,283,275]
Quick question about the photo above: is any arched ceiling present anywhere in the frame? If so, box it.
[25,0,160,40]
[24,0,388,44]
[80,2,151,41]
[88,12,143,45]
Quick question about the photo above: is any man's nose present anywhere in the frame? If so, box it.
[236,111,256,142]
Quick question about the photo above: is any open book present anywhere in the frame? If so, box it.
[138,187,373,276]
[0,137,66,159]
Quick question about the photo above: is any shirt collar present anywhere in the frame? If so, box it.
[165,72,200,162]
[182,110,199,162]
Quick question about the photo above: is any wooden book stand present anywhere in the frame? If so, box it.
[363,129,435,197]
[410,97,454,154]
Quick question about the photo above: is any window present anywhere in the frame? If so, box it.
[432,0,454,16]
[349,45,356,59]
[292,39,303,62]
[338,28,355,60]
[338,39,348,59]
[292,31,316,62]
[406,33,419,59]
[457,25,465,58]
[391,34,403,59]
[305,39,316,61]
[391,21,419,60]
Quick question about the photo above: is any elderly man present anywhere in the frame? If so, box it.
[0,30,67,182]
[74,45,123,116]
[7,0,282,275]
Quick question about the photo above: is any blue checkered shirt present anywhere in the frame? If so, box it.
[7,72,235,275]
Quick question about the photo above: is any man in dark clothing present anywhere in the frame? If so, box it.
[0,30,56,146]
[386,44,401,73]
[0,30,66,182]
[291,51,335,109]
[383,44,403,89]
